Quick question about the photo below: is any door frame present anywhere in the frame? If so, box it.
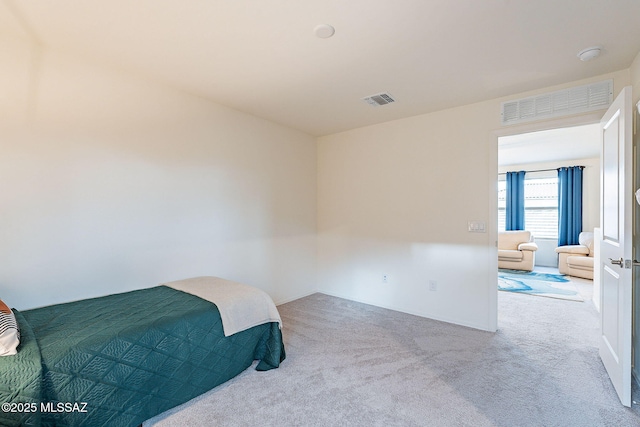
[488,112,605,331]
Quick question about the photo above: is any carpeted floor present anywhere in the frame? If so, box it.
[145,287,640,427]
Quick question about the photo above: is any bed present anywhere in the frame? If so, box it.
[0,277,285,427]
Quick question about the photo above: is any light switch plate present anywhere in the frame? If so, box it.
[468,221,486,233]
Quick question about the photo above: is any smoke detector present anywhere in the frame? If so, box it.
[577,46,602,61]
[362,92,396,107]
[314,24,335,38]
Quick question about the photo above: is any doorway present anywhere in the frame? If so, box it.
[492,121,602,316]
[498,123,601,275]
[490,92,640,405]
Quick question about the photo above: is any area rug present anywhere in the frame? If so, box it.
[498,269,584,301]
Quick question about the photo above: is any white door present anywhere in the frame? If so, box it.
[599,85,633,407]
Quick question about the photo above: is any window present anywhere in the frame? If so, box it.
[524,177,558,239]
[498,174,559,239]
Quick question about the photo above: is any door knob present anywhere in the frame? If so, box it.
[609,257,624,267]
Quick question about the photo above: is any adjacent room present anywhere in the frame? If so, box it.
[2,1,640,426]
[497,124,600,303]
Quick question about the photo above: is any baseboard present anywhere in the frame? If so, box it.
[316,290,495,332]
[274,289,319,306]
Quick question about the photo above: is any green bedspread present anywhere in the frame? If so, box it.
[0,286,285,427]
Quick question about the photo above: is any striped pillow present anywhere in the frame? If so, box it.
[0,299,20,356]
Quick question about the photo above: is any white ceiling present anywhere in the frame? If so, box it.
[2,0,640,136]
[498,123,601,167]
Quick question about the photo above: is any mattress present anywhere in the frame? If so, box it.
[0,285,285,427]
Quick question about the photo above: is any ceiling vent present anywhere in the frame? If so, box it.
[362,92,396,107]
[501,79,612,125]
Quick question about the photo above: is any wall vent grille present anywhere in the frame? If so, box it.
[500,80,612,125]
[362,92,396,107]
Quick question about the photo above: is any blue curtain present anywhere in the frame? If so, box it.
[558,166,584,246]
[506,171,526,230]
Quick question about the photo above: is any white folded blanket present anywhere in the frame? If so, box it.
[162,276,282,337]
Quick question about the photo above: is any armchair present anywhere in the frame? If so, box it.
[555,232,594,279]
[498,230,538,271]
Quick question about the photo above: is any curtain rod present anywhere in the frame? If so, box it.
[497,166,584,176]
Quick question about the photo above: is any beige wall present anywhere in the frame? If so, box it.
[0,37,317,309]
[630,50,640,389]
[631,51,640,106]
[318,70,630,331]
[2,31,638,336]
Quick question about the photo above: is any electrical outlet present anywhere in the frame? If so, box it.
[429,280,438,291]
[382,275,388,283]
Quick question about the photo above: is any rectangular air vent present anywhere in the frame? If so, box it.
[362,92,396,107]
[501,79,612,125]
